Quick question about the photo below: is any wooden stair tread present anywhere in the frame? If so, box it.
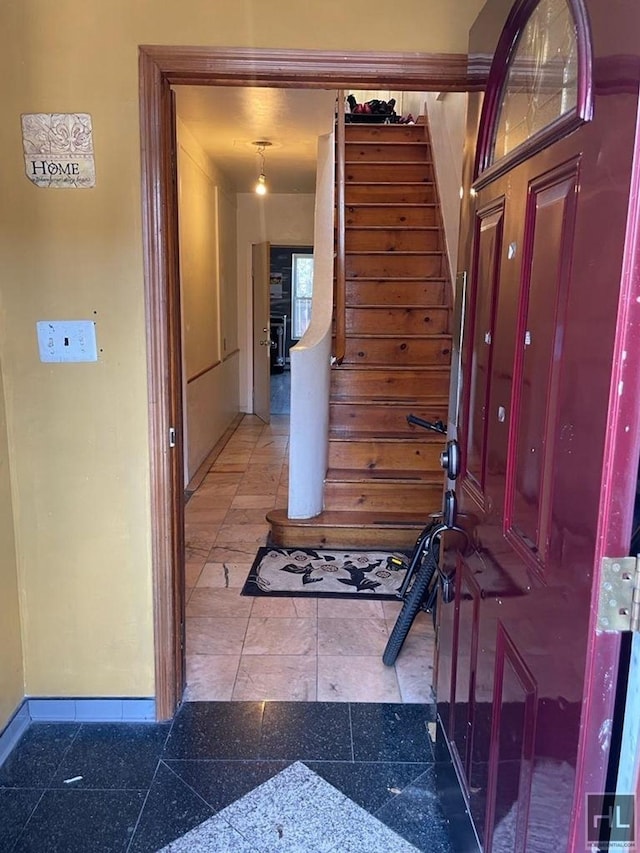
[344,333,451,340]
[346,181,435,186]
[345,303,447,309]
[326,468,441,483]
[344,276,447,282]
[345,160,433,166]
[330,400,447,409]
[329,426,447,437]
[345,141,428,146]
[330,396,447,405]
[329,430,445,441]
[345,250,445,255]
[332,363,448,371]
[345,225,441,230]
[345,203,438,207]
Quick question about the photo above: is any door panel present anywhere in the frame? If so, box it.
[167,88,186,706]
[451,564,481,781]
[485,624,537,853]
[466,204,504,497]
[507,163,579,569]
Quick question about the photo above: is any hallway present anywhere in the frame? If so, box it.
[184,414,436,703]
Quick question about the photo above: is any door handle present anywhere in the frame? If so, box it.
[440,440,460,480]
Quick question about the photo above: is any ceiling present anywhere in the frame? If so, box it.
[174,86,338,194]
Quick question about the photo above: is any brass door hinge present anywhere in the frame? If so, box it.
[598,557,640,632]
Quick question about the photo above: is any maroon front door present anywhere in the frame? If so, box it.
[436,0,640,850]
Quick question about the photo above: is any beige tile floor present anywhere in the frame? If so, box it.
[184,414,436,703]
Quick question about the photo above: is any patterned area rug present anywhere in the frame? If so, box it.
[241,546,407,600]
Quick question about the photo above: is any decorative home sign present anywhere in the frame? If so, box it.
[21,113,95,188]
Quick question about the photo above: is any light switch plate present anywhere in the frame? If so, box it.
[36,320,98,363]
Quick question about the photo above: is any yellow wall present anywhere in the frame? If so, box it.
[0,364,24,730]
[0,0,485,702]
[178,123,223,379]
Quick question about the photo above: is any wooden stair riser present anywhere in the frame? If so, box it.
[345,280,447,307]
[270,528,419,550]
[345,162,434,183]
[343,336,452,367]
[345,184,436,204]
[330,401,449,433]
[267,515,426,550]
[346,307,449,336]
[346,228,441,252]
[328,439,443,473]
[345,142,429,162]
[345,205,438,227]
[324,481,443,513]
[345,125,425,142]
[330,367,451,400]
[345,253,444,278]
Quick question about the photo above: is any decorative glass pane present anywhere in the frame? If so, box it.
[491,0,578,164]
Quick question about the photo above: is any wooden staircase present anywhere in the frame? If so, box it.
[269,121,452,549]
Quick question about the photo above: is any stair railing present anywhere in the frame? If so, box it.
[334,89,346,365]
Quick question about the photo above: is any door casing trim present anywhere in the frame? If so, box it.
[138,45,485,721]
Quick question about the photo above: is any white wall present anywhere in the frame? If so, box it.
[184,354,240,478]
[177,121,240,479]
[425,92,468,282]
[236,194,316,412]
[288,134,334,517]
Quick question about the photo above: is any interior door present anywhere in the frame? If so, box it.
[436,1,640,850]
[167,88,186,708]
[252,241,271,423]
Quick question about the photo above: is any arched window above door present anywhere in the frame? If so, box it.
[493,0,578,161]
[475,0,592,184]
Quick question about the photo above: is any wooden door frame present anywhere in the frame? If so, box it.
[138,44,486,720]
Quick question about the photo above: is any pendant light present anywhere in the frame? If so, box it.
[253,140,271,195]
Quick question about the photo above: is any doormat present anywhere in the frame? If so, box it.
[241,546,407,599]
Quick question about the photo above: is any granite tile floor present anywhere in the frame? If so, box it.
[0,702,479,852]
[184,414,436,703]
